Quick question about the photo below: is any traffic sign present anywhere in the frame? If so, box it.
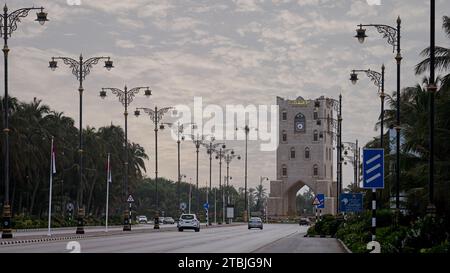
[363,149,385,189]
[203,203,209,210]
[66,203,74,211]
[340,193,363,213]
[312,197,320,206]
[127,194,135,203]
[180,202,187,210]
[313,194,325,209]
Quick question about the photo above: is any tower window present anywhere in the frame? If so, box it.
[290,147,296,159]
[282,111,287,121]
[313,165,319,177]
[282,130,287,142]
[282,165,288,177]
[313,111,318,120]
[305,147,310,159]
[314,130,319,141]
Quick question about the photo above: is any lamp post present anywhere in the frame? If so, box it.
[214,145,229,224]
[99,86,151,231]
[190,132,205,215]
[350,66,386,238]
[355,16,402,210]
[260,176,269,223]
[224,150,241,223]
[1,4,49,239]
[165,122,196,215]
[350,65,386,148]
[49,55,113,234]
[236,125,257,222]
[427,0,437,215]
[314,97,341,213]
[134,106,172,229]
[342,141,359,189]
[202,138,225,225]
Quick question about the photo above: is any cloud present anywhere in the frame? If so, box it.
[115,39,136,49]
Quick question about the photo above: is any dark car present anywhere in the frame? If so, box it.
[248,217,263,230]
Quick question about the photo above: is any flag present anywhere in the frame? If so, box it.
[107,154,112,183]
[51,138,56,174]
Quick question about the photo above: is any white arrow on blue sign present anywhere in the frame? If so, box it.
[363,148,385,189]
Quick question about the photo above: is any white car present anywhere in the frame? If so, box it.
[178,214,200,232]
[137,215,148,224]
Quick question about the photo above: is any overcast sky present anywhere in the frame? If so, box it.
[0,0,448,194]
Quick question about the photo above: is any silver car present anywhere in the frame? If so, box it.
[178,214,200,232]
[248,217,263,230]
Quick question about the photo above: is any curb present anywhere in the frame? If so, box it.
[337,239,352,253]
[0,235,86,245]
[0,223,245,246]
[304,235,333,238]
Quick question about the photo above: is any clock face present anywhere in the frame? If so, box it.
[295,121,305,133]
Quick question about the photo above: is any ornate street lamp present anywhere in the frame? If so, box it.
[0,4,49,239]
[135,106,173,229]
[315,96,341,213]
[214,145,229,224]
[190,132,206,216]
[350,65,386,148]
[162,122,197,216]
[99,85,151,231]
[354,17,402,210]
[224,150,241,223]
[342,141,360,189]
[235,125,258,222]
[202,137,226,225]
[49,55,113,234]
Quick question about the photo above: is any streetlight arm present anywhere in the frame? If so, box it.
[360,24,398,52]
[353,69,382,89]
[103,87,149,107]
[137,107,173,123]
[82,57,112,80]
[1,7,44,37]
[51,57,80,79]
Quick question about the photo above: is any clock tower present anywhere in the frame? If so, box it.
[268,96,338,218]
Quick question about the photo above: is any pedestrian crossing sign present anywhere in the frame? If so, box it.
[312,197,320,206]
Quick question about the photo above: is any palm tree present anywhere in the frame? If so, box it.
[415,16,450,89]
[254,184,267,212]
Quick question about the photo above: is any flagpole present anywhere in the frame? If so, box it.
[106,153,110,232]
[47,137,54,237]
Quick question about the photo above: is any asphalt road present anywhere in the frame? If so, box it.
[0,224,345,253]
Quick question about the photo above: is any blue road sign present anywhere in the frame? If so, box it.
[203,203,209,210]
[363,149,385,189]
[340,193,363,213]
[316,194,325,209]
